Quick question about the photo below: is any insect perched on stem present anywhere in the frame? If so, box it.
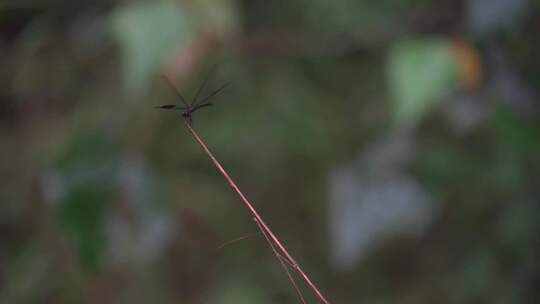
[155,66,331,304]
[156,66,229,125]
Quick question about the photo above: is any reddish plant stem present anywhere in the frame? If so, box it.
[254,217,307,304]
[184,121,331,304]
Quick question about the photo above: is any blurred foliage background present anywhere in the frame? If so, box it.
[1,0,539,303]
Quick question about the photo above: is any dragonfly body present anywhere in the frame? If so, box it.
[156,103,214,124]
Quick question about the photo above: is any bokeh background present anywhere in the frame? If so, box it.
[1,0,539,303]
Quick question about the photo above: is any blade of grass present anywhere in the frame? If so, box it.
[254,217,307,304]
[217,233,260,250]
[183,120,331,304]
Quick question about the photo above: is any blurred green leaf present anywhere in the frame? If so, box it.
[55,129,118,270]
[110,1,194,96]
[55,129,118,175]
[59,185,110,270]
[387,37,457,126]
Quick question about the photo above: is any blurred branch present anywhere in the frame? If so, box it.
[227,29,397,57]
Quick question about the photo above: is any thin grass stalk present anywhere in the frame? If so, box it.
[253,217,307,304]
[184,121,331,304]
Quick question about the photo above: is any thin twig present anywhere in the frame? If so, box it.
[184,120,331,304]
[217,233,260,250]
[253,217,307,304]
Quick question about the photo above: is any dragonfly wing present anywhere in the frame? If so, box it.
[191,103,213,112]
[191,64,217,107]
[155,105,186,110]
[162,75,190,107]
[196,82,230,106]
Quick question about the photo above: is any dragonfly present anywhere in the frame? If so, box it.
[156,66,229,125]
